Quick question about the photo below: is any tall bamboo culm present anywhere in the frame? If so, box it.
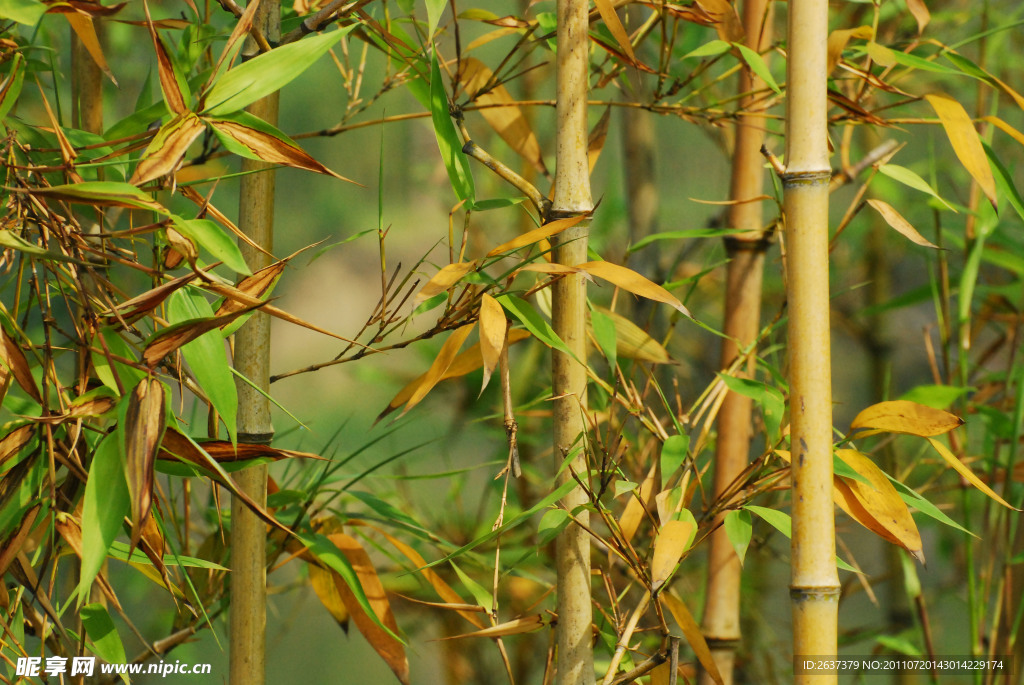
[783,0,839,682]
[700,2,773,684]
[230,2,279,683]
[551,0,594,680]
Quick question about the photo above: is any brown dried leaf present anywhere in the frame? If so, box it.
[0,327,41,404]
[206,117,356,182]
[0,425,35,465]
[101,273,198,325]
[144,0,188,115]
[130,112,205,185]
[477,294,506,395]
[415,261,479,303]
[867,199,939,249]
[142,303,260,368]
[593,0,636,64]
[660,593,723,685]
[578,261,691,317]
[326,533,409,685]
[849,400,963,437]
[124,377,166,549]
[650,519,695,591]
[486,215,585,257]
[458,58,546,175]
[834,449,924,563]
[694,0,743,43]
[214,262,285,317]
[925,94,997,209]
[158,428,322,465]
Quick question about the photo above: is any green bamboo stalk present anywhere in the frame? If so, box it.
[230,2,279,683]
[700,3,773,683]
[782,0,839,682]
[551,0,594,680]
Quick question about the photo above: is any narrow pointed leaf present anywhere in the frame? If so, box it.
[619,464,657,543]
[734,43,781,94]
[207,112,354,181]
[441,615,545,640]
[0,53,25,123]
[170,217,251,275]
[142,300,258,367]
[578,261,691,316]
[1,327,41,404]
[123,377,166,549]
[402,324,474,415]
[906,0,930,33]
[80,604,127,664]
[26,182,166,212]
[925,94,997,208]
[80,434,130,600]
[65,12,117,85]
[430,52,475,205]
[867,199,939,249]
[723,510,752,567]
[309,563,350,631]
[593,0,636,63]
[925,438,1019,510]
[415,261,478,302]
[486,215,584,257]
[660,593,724,685]
[877,164,956,212]
[203,27,352,115]
[144,1,188,114]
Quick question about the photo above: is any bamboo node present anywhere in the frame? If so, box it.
[237,431,275,445]
[780,170,831,187]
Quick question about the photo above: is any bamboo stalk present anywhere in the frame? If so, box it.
[700,3,773,684]
[229,2,279,684]
[783,0,839,682]
[551,0,594,680]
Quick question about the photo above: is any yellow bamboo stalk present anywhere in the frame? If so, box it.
[230,2,279,684]
[784,1,839,682]
[701,4,773,684]
[552,0,594,680]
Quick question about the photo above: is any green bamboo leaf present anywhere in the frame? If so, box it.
[167,289,238,444]
[870,45,960,75]
[723,509,752,566]
[80,604,126,664]
[171,216,251,275]
[718,373,784,442]
[106,541,229,569]
[27,182,167,212]
[590,307,617,368]
[0,53,26,122]
[877,164,956,212]
[627,228,750,254]
[202,27,353,115]
[888,479,974,536]
[79,433,130,602]
[744,505,858,573]
[660,434,688,490]
[734,43,781,94]
[537,508,570,545]
[683,39,731,60]
[425,0,446,36]
[984,141,1024,225]
[495,295,575,360]
[91,328,146,392]
[429,52,475,205]
[0,0,46,25]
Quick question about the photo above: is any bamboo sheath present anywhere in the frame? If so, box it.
[230,2,279,684]
[701,2,772,683]
[552,0,594,680]
[784,0,839,681]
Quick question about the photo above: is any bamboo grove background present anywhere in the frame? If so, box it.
[0,0,1023,683]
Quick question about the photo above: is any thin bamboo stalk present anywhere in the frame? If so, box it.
[783,0,839,682]
[229,2,279,684]
[551,0,594,680]
[701,3,772,683]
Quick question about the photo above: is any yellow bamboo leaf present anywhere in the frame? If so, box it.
[64,13,116,85]
[650,519,695,591]
[850,400,963,437]
[834,449,924,563]
[486,215,585,257]
[593,0,636,64]
[402,324,475,415]
[590,307,671,364]
[466,26,522,53]
[926,438,1019,510]
[440,614,546,640]
[618,464,656,543]
[983,116,1024,148]
[695,0,743,43]
[867,199,939,249]
[866,41,896,67]
[478,294,506,395]
[415,261,479,303]
[925,94,997,208]
[578,261,691,317]
[513,263,588,278]
[827,26,873,74]
[309,563,350,630]
[906,0,930,34]
[325,533,409,685]
[458,58,546,174]
[649,662,671,685]
[379,330,530,421]
[660,593,724,685]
